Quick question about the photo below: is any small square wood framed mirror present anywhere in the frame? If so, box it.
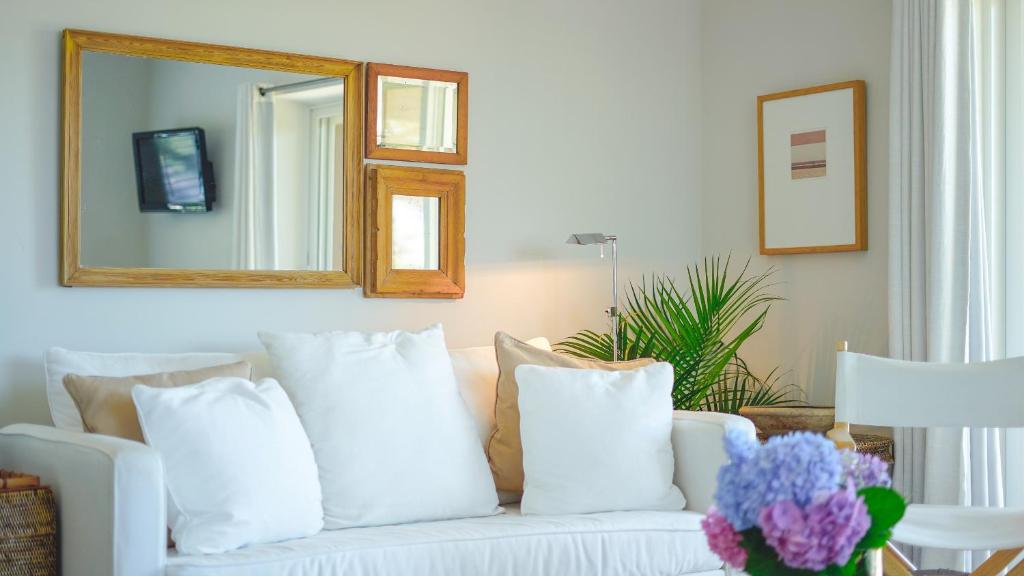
[365,165,465,298]
[366,63,468,164]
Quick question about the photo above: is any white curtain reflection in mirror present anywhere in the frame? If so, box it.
[377,76,457,153]
[234,83,278,269]
[392,195,440,270]
[235,79,344,271]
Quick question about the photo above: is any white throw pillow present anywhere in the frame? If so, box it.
[132,377,323,555]
[515,362,686,515]
[45,347,244,431]
[259,324,500,529]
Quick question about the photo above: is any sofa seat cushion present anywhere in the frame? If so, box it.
[165,505,723,576]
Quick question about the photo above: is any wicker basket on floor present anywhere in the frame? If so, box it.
[0,470,57,576]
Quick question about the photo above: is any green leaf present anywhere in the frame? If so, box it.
[856,487,907,549]
[554,255,799,413]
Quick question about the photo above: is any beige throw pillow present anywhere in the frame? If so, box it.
[487,332,655,493]
[63,361,253,442]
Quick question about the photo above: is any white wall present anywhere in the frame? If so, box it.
[79,52,152,267]
[699,0,892,405]
[0,0,703,426]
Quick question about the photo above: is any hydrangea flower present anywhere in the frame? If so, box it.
[701,507,747,569]
[840,449,891,488]
[714,429,842,530]
[759,483,871,570]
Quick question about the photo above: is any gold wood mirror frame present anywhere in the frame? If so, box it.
[365,165,465,299]
[61,29,363,287]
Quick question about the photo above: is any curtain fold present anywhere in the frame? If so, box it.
[234,83,278,270]
[889,0,1006,569]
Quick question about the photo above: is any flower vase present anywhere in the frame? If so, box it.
[861,548,883,576]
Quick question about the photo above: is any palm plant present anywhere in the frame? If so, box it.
[555,256,798,413]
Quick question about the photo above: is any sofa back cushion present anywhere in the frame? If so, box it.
[46,339,549,445]
[45,348,246,431]
[448,338,551,445]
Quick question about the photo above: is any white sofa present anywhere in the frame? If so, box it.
[0,346,755,576]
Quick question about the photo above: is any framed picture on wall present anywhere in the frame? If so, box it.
[757,80,866,255]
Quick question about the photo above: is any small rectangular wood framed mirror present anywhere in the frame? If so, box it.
[365,165,465,298]
[366,63,468,164]
[61,29,363,287]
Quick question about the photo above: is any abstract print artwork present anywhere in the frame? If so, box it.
[790,129,826,180]
[757,81,866,254]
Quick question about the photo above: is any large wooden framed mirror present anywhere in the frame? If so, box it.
[61,29,363,287]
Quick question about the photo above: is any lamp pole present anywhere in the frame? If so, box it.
[607,235,619,361]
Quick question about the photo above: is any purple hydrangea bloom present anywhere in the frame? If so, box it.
[840,449,891,488]
[759,483,871,570]
[701,507,747,569]
[714,430,842,530]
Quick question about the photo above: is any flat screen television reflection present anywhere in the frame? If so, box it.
[132,127,216,212]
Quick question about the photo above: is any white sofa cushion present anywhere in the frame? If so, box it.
[447,337,550,446]
[133,377,323,555]
[259,325,499,529]
[45,348,245,431]
[164,504,723,576]
[516,363,685,515]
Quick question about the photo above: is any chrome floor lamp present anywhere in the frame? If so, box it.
[566,233,619,361]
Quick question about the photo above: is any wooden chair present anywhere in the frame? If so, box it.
[827,341,1024,576]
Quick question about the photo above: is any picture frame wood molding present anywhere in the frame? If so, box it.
[366,63,468,165]
[60,29,364,288]
[757,80,867,255]
[365,165,465,299]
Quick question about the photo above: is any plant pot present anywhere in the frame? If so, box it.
[737,406,836,437]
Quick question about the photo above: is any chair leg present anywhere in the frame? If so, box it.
[883,543,915,576]
[1007,554,1024,576]
[970,548,1023,576]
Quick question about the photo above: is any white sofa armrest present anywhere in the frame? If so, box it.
[0,424,166,576]
[671,410,756,514]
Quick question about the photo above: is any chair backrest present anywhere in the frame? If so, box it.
[835,350,1024,428]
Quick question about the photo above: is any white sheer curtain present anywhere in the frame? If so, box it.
[1005,0,1024,513]
[233,83,278,270]
[890,0,1015,569]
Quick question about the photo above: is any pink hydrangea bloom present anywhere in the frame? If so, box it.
[701,507,747,569]
[758,484,870,571]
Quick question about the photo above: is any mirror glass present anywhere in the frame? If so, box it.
[79,51,345,271]
[376,76,457,153]
[391,195,440,270]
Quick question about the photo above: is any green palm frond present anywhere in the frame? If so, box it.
[556,255,793,412]
[700,358,801,414]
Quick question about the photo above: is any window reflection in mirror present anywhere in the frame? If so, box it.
[377,76,457,153]
[391,195,440,270]
[79,51,344,271]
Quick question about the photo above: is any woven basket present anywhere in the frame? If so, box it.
[0,470,57,576]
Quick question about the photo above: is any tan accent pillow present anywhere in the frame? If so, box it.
[63,361,253,443]
[487,332,656,493]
